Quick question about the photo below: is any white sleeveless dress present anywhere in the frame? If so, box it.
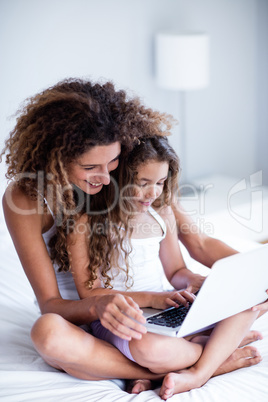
[91,207,168,362]
[100,206,167,292]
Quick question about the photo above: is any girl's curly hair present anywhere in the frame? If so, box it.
[120,136,180,211]
[85,136,180,290]
[1,78,176,279]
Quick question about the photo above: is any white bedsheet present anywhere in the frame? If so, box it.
[0,208,267,402]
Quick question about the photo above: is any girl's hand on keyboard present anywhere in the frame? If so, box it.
[151,290,196,310]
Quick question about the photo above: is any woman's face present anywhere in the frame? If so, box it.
[67,142,121,195]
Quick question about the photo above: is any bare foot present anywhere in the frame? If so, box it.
[213,345,262,376]
[239,330,262,347]
[126,379,153,394]
[159,369,203,400]
[159,345,262,399]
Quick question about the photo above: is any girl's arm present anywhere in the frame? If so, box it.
[2,185,145,340]
[159,206,206,294]
[171,201,238,267]
[68,214,195,328]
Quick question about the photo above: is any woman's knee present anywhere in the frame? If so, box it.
[31,313,66,355]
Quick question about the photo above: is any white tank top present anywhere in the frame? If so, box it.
[41,198,80,301]
[101,207,167,292]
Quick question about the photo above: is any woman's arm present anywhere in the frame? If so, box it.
[2,185,146,339]
[172,201,268,313]
[171,201,238,267]
[158,206,206,294]
[2,185,101,324]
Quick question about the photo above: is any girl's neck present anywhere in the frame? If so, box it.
[129,208,163,239]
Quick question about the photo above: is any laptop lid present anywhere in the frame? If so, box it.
[144,244,268,338]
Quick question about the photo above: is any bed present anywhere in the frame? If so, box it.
[0,190,268,402]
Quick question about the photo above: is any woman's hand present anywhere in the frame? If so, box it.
[252,290,268,312]
[93,293,147,341]
[185,273,206,294]
[150,290,196,310]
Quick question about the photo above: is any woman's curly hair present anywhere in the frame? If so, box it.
[86,136,180,290]
[1,77,176,280]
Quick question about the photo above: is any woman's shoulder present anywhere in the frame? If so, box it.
[2,182,48,236]
[2,182,38,213]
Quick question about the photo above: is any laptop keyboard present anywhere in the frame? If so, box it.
[146,304,192,328]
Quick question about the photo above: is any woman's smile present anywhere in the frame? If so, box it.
[67,142,121,195]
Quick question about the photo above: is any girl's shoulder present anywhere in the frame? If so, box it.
[150,205,176,236]
[74,213,88,225]
[152,204,175,222]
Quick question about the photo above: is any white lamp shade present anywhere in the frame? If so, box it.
[155,32,210,90]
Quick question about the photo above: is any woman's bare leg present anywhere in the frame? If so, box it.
[31,313,161,381]
[159,309,261,400]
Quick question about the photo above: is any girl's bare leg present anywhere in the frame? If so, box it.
[129,332,204,374]
[128,330,261,394]
[31,313,161,381]
[129,324,262,376]
[32,312,262,396]
[159,309,261,400]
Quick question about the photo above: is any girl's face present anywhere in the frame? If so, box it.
[67,142,121,195]
[134,160,169,212]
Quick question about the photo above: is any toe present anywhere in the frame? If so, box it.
[237,345,259,359]
[245,355,262,367]
[131,379,152,394]
[159,373,175,400]
[239,330,263,347]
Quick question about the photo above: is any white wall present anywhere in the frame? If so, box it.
[256,0,268,186]
[0,0,264,184]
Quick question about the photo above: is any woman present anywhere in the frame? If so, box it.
[1,78,266,394]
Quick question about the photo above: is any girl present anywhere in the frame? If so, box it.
[68,136,263,399]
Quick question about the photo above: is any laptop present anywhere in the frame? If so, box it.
[143,244,268,338]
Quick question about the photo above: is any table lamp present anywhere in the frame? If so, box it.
[155,31,210,191]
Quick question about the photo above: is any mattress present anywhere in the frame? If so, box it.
[0,205,267,402]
